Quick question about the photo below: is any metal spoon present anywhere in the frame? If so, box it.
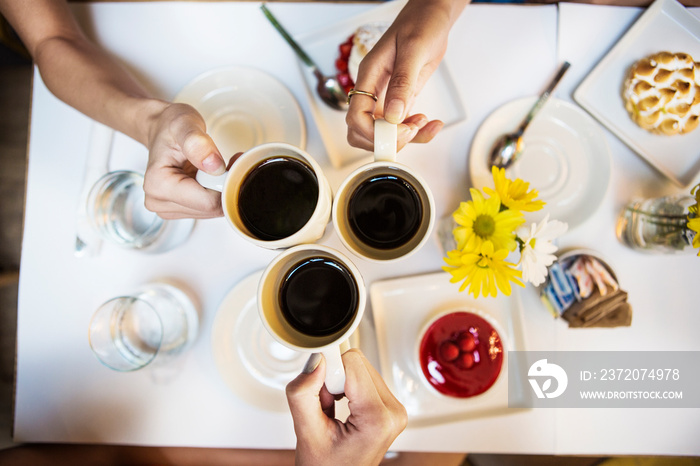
[261,4,349,111]
[488,61,571,169]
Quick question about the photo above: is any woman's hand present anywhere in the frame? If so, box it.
[143,102,226,219]
[346,0,468,152]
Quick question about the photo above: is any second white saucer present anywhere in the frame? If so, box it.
[469,97,611,232]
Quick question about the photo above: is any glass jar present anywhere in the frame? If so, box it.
[616,194,697,254]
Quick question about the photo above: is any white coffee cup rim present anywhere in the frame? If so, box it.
[210,143,332,250]
[257,244,366,352]
[331,160,436,262]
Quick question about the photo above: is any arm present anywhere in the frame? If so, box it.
[0,0,225,219]
[346,0,469,152]
[286,350,408,466]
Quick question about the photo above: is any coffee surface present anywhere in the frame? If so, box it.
[238,157,318,241]
[279,257,358,337]
[347,175,422,250]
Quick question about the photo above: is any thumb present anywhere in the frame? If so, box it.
[178,128,225,176]
[286,354,330,432]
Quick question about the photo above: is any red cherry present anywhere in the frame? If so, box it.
[457,352,475,370]
[439,341,459,362]
[337,73,352,86]
[457,332,476,352]
[339,43,353,59]
[335,58,348,73]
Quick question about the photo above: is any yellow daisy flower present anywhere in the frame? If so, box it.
[452,188,524,253]
[443,241,525,298]
[485,166,545,212]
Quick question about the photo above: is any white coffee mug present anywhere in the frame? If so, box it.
[257,244,366,394]
[332,120,436,261]
[197,143,332,249]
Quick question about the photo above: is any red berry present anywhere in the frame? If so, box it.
[457,352,475,370]
[457,332,476,352]
[337,73,352,87]
[439,341,459,362]
[339,43,352,59]
[335,58,348,73]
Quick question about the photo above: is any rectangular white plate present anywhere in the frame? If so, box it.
[294,0,467,168]
[369,271,529,427]
[574,0,700,188]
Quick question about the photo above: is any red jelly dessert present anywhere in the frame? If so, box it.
[419,311,504,398]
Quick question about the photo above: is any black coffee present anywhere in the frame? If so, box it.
[237,157,319,241]
[279,257,358,337]
[347,174,422,250]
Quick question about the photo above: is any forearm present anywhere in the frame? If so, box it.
[32,34,166,146]
[1,0,165,146]
[404,0,470,28]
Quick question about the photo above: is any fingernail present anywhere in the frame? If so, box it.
[302,353,322,374]
[384,99,405,124]
[202,154,225,175]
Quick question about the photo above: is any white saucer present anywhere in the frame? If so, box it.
[469,97,611,232]
[175,66,306,160]
[211,271,306,412]
[369,271,529,427]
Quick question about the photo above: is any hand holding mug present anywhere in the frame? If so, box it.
[286,349,408,465]
[144,102,226,219]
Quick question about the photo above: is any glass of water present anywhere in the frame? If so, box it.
[89,282,199,371]
[86,170,165,250]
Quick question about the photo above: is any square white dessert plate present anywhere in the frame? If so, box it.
[293,0,467,168]
[369,271,529,427]
[573,0,700,188]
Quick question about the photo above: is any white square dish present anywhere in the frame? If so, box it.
[369,271,529,427]
[573,0,700,188]
[293,0,467,168]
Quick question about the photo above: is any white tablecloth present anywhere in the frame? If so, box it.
[14,1,700,455]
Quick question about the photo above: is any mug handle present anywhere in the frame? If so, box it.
[321,340,351,395]
[195,170,226,192]
[374,119,398,163]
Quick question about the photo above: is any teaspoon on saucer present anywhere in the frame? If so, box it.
[488,61,571,169]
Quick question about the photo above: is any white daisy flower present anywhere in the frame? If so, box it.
[518,214,568,286]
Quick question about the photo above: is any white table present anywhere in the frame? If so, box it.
[15,1,700,456]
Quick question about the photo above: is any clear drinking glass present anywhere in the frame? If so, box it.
[89,282,199,371]
[86,171,165,249]
[616,194,696,254]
